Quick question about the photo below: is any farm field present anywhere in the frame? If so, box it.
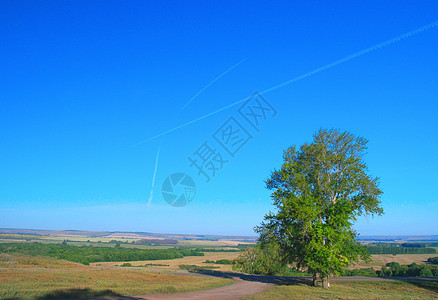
[0,232,251,250]
[0,253,233,299]
[92,251,240,272]
[1,230,437,299]
[351,254,435,269]
[91,252,437,273]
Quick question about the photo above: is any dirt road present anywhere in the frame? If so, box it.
[140,277,272,300]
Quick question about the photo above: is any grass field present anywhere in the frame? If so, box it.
[0,253,233,299]
[91,251,240,272]
[89,251,436,273]
[1,232,437,299]
[244,280,438,299]
[0,234,248,250]
[351,254,434,269]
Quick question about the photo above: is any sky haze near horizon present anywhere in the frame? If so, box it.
[1,1,437,236]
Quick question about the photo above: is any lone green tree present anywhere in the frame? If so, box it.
[257,129,383,288]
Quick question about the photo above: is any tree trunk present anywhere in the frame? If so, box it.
[312,273,317,287]
[322,276,330,289]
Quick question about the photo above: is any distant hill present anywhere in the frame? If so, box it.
[358,235,438,242]
[0,228,258,243]
[3,228,435,243]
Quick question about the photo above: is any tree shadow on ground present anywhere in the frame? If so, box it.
[189,269,313,286]
[6,288,138,300]
[402,279,438,295]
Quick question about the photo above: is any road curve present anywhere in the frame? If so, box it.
[139,277,272,300]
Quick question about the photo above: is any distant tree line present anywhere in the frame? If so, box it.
[0,243,203,265]
[400,243,426,248]
[203,259,233,265]
[236,244,255,250]
[135,239,178,245]
[367,245,436,255]
[194,248,240,252]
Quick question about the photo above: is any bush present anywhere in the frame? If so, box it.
[377,261,438,277]
[340,267,377,277]
[420,268,433,277]
[427,257,438,265]
[121,263,133,267]
[233,243,287,276]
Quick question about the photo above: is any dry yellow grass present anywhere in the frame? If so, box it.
[90,252,435,273]
[0,253,233,299]
[91,252,240,272]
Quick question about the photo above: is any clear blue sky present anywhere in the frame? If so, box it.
[1,1,437,236]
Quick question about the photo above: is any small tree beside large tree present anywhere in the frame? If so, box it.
[256,129,383,288]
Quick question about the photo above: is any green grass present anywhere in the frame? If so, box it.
[244,280,438,299]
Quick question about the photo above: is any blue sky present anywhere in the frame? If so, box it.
[0,1,437,236]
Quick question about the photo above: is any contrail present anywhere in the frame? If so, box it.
[147,143,161,206]
[129,58,247,149]
[133,96,253,144]
[177,58,246,114]
[143,59,246,205]
[260,20,438,94]
[134,20,438,144]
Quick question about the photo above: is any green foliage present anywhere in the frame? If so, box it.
[340,267,378,277]
[378,262,438,277]
[428,257,438,264]
[236,244,255,250]
[202,259,233,265]
[281,267,312,277]
[178,264,219,271]
[0,243,204,265]
[135,239,178,245]
[257,129,383,285]
[401,243,426,248]
[214,259,233,265]
[120,262,133,267]
[232,242,287,275]
[193,248,240,252]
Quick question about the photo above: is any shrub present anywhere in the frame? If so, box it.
[377,261,438,277]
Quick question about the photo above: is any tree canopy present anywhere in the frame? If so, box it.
[257,129,383,288]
